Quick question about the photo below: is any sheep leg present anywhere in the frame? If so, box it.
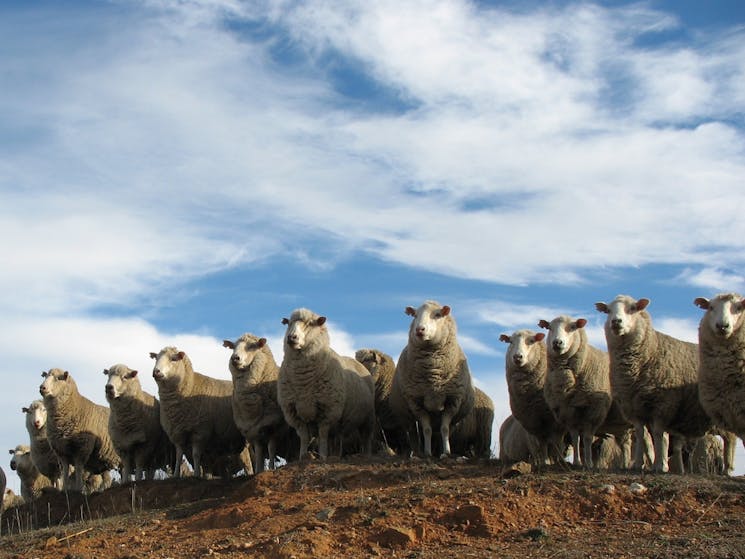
[669,434,685,474]
[253,442,265,474]
[619,429,633,469]
[582,429,594,469]
[318,423,330,460]
[73,460,85,492]
[632,422,648,470]
[570,430,581,466]
[722,431,736,475]
[267,438,277,471]
[652,426,669,473]
[296,424,310,460]
[173,446,184,478]
[419,415,433,457]
[192,444,203,478]
[439,412,453,458]
[61,460,72,491]
[121,455,133,484]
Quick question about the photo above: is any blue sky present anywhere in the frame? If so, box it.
[2,0,745,490]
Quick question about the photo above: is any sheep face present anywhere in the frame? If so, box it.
[24,400,47,432]
[104,364,140,401]
[502,330,545,368]
[151,347,187,385]
[355,349,383,378]
[539,316,587,357]
[406,301,452,346]
[39,369,71,400]
[282,309,327,352]
[224,335,267,377]
[695,293,745,339]
[595,295,650,337]
[9,446,31,472]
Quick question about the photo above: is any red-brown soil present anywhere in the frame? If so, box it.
[2,456,745,558]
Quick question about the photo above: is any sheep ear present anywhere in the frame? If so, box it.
[595,302,609,313]
[534,332,545,342]
[128,370,139,379]
[62,371,69,380]
[281,318,289,325]
[316,316,327,327]
[635,298,650,311]
[538,320,550,330]
[149,352,158,360]
[41,371,47,378]
[694,297,710,310]
[440,305,451,317]
[575,318,588,329]
[405,306,417,317]
[498,334,511,343]
[258,338,267,347]
[103,369,109,376]
[8,449,13,455]
[175,352,185,361]
[22,407,29,413]
[222,340,235,349]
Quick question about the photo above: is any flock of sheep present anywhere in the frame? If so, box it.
[2,293,745,511]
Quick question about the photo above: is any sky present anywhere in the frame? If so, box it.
[1,0,744,491]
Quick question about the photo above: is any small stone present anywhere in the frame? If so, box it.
[629,482,647,495]
[600,484,615,494]
[524,527,549,541]
[370,526,418,548]
[44,536,58,549]
[503,461,532,478]
[316,507,336,521]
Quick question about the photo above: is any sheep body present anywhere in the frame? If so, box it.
[596,295,712,473]
[498,414,544,464]
[355,348,409,454]
[390,301,474,457]
[449,387,494,458]
[105,364,173,482]
[151,346,250,478]
[9,444,52,501]
[695,292,745,469]
[39,368,120,491]
[0,466,5,511]
[22,400,62,488]
[500,330,565,464]
[539,315,614,468]
[278,308,375,460]
[225,334,297,472]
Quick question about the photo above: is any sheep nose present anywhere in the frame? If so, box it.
[34,421,41,429]
[611,318,622,327]
[512,353,523,364]
[287,334,298,343]
[716,322,730,332]
[105,384,114,395]
[231,354,241,364]
[552,340,563,350]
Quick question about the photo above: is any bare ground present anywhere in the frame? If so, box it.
[2,456,745,558]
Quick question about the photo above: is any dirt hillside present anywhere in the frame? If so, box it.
[2,456,745,558]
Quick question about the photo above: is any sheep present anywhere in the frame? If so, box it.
[277,308,376,460]
[3,488,24,511]
[354,348,409,454]
[104,364,174,482]
[694,292,745,473]
[596,295,712,473]
[9,444,52,501]
[498,414,544,464]
[449,386,494,458]
[538,315,620,469]
[39,368,120,492]
[499,330,566,464]
[389,301,475,458]
[150,346,251,478]
[22,400,63,488]
[224,334,297,473]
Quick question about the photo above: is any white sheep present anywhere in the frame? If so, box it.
[150,346,251,478]
[354,348,409,454]
[596,295,712,473]
[22,400,63,489]
[224,334,297,473]
[277,308,376,460]
[449,386,494,458]
[39,368,120,492]
[9,444,52,501]
[390,301,475,458]
[499,330,566,464]
[538,315,616,469]
[104,364,174,482]
[3,488,24,512]
[694,292,745,473]
[498,414,544,464]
